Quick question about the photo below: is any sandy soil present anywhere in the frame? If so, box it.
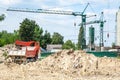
[0,49,120,80]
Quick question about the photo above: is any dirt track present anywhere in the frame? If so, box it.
[0,49,120,80]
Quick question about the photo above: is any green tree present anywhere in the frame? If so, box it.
[0,31,9,44]
[13,30,20,41]
[44,30,51,44]
[33,26,43,41]
[78,26,86,50]
[51,32,64,44]
[40,30,51,49]
[62,40,75,50]
[19,18,53,49]
[19,18,39,41]
[0,38,5,46]
[0,30,19,47]
[0,14,5,21]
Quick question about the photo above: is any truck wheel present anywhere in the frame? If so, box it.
[33,57,36,62]
[34,55,38,61]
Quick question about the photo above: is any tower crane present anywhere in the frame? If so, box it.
[7,3,95,49]
[79,12,106,51]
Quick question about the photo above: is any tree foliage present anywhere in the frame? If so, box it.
[33,26,43,41]
[0,30,19,47]
[62,40,75,50]
[19,18,39,41]
[0,14,5,21]
[0,18,64,50]
[78,26,86,50]
[51,32,64,44]
[19,18,53,49]
[41,30,51,49]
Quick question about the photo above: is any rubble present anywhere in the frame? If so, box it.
[41,50,120,76]
[0,49,120,80]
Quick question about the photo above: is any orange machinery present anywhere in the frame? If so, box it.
[8,40,40,63]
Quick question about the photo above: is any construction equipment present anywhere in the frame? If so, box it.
[8,40,40,64]
[7,3,96,49]
[79,12,106,51]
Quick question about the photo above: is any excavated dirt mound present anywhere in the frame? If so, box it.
[0,44,15,62]
[0,49,120,80]
[41,50,120,76]
[0,48,5,63]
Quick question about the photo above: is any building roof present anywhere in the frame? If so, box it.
[47,44,62,51]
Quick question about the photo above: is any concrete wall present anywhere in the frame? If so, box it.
[116,10,120,46]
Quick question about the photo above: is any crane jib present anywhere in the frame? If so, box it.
[7,8,82,16]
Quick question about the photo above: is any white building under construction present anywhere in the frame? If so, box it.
[116,8,120,46]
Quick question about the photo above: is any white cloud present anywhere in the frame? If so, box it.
[87,0,106,3]
[103,9,117,15]
[49,7,73,12]
[83,0,113,4]
[58,0,109,6]
[58,0,82,6]
[0,0,22,6]
[40,4,50,9]
[0,0,117,46]
[86,12,96,16]
[49,7,65,11]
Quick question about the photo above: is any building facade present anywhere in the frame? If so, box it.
[116,9,120,46]
[46,44,62,52]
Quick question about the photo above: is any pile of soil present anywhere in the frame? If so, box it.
[41,49,120,76]
[0,44,14,62]
[0,49,120,80]
[0,49,4,62]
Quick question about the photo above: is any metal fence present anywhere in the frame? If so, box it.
[87,51,118,57]
[40,51,118,59]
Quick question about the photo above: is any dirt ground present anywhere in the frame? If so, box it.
[0,48,120,80]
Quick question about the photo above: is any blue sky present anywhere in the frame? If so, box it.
[0,0,120,47]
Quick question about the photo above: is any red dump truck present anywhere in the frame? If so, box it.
[8,40,40,63]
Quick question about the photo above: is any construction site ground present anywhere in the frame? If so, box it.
[0,45,120,80]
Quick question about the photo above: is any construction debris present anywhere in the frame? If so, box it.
[41,49,120,76]
[0,49,120,80]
